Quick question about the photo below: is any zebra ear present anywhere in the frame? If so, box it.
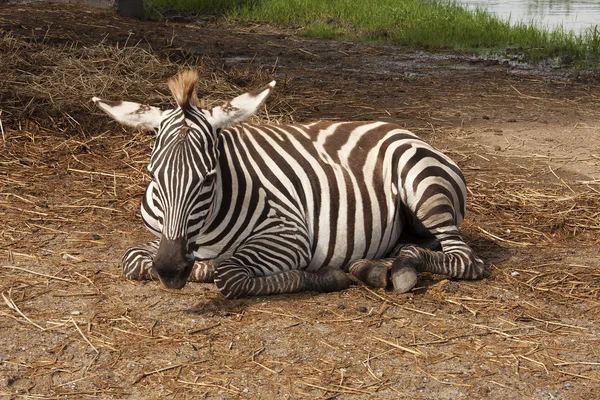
[208,81,276,129]
[92,97,165,130]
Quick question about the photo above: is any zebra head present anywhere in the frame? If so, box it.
[93,70,275,289]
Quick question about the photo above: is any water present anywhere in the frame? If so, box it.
[459,0,599,34]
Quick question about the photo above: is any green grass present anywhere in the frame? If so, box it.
[145,0,600,64]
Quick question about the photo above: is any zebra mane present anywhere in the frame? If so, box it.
[168,70,200,108]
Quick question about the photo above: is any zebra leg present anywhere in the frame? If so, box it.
[212,221,352,298]
[347,231,444,291]
[120,239,160,280]
[214,264,352,299]
[348,227,455,292]
[347,256,419,293]
[391,232,485,293]
[121,239,215,282]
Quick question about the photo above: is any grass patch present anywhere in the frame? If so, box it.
[144,0,600,65]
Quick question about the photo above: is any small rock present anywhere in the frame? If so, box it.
[510,271,520,277]
[71,311,81,315]
[482,115,490,120]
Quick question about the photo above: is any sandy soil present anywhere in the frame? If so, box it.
[1,3,600,399]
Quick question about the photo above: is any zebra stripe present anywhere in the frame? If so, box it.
[107,72,485,298]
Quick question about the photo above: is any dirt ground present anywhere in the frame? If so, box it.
[1,3,600,399]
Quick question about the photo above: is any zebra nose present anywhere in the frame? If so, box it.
[152,236,194,289]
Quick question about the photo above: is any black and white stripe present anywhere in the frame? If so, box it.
[122,116,484,298]
[106,74,484,299]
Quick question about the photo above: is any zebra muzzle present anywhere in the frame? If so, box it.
[152,236,194,289]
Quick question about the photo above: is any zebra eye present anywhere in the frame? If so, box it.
[203,174,215,186]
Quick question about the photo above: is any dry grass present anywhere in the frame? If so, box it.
[0,32,307,136]
[466,166,600,246]
[1,4,600,399]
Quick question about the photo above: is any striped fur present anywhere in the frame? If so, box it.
[109,73,486,298]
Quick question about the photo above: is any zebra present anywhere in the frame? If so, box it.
[92,70,485,299]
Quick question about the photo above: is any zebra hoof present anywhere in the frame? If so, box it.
[473,257,489,279]
[390,265,418,294]
[315,267,352,292]
[348,260,389,288]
